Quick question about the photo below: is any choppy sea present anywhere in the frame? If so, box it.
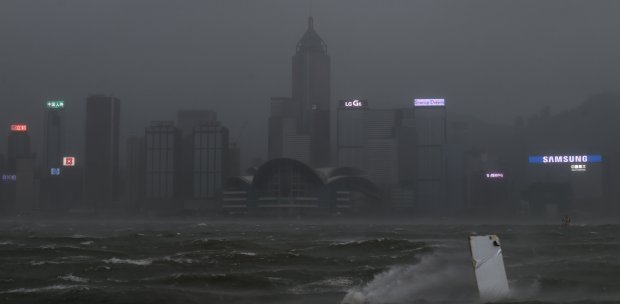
[0,219,618,304]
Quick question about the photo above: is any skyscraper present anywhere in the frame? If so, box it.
[7,124,31,173]
[145,121,180,211]
[45,100,64,170]
[268,17,331,167]
[125,136,146,212]
[176,110,218,200]
[413,99,447,213]
[42,100,65,212]
[291,17,331,167]
[192,123,229,202]
[84,94,120,210]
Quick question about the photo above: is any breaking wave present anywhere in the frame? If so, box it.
[341,252,477,304]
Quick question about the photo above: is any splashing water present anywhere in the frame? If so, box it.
[342,252,478,304]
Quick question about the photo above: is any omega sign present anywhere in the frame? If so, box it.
[340,99,367,109]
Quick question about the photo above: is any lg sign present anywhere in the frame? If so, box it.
[344,100,362,107]
[340,99,367,109]
[63,157,76,167]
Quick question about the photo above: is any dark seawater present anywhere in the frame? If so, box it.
[0,220,619,304]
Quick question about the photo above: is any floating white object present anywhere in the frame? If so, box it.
[468,235,510,302]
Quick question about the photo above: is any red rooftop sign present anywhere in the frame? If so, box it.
[10,124,27,132]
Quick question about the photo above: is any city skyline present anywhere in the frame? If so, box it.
[2,1,620,169]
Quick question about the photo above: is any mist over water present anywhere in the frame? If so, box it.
[0,220,619,304]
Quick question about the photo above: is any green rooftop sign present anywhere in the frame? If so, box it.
[46,100,64,109]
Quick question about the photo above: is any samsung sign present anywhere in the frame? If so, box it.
[339,99,368,109]
[528,155,602,164]
[414,98,445,107]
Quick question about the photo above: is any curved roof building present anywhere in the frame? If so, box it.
[222,158,382,216]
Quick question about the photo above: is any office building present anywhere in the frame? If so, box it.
[336,101,417,209]
[268,17,331,167]
[145,121,181,211]
[125,136,146,212]
[84,94,120,210]
[41,100,65,212]
[15,158,38,213]
[292,17,331,167]
[413,99,447,213]
[7,124,31,173]
[45,100,64,169]
[192,123,229,203]
[177,110,218,200]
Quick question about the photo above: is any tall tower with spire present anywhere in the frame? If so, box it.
[291,16,331,167]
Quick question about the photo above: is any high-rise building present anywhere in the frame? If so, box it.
[41,100,65,212]
[125,136,145,213]
[268,17,331,167]
[268,97,294,160]
[336,100,368,169]
[145,121,181,211]
[84,94,120,210]
[192,123,229,202]
[176,110,218,200]
[45,100,64,169]
[15,158,38,213]
[335,101,417,209]
[292,17,331,167]
[7,124,31,173]
[413,99,447,213]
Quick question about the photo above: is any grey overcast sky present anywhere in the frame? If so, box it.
[1,1,619,168]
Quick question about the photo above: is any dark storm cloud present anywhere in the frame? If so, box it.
[1,0,619,167]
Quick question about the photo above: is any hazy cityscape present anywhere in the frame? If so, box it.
[1,1,620,303]
[0,13,618,220]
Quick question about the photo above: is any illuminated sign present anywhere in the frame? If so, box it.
[414,98,445,107]
[50,168,61,176]
[528,155,602,164]
[46,100,65,109]
[10,124,28,132]
[1,174,16,182]
[570,164,587,172]
[339,99,368,109]
[485,172,504,179]
[62,157,75,167]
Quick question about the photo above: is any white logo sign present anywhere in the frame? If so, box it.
[344,100,363,107]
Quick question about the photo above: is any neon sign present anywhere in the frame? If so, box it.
[1,174,16,182]
[528,155,602,164]
[340,99,368,108]
[414,99,445,107]
[10,124,27,132]
[570,164,587,172]
[485,173,504,179]
[46,100,65,109]
[63,157,75,167]
[50,168,61,175]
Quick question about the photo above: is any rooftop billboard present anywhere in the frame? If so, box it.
[339,99,368,109]
[528,155,602,164]
[414,98,445,107]
[46,100,65,109]
[10,124,27,132]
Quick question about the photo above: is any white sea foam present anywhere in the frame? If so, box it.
[1,284,86,294]
[58,274,89,283]
[341,253,476,304]
[103,257,152,266]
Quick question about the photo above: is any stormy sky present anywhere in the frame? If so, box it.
[1,0,619,168]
